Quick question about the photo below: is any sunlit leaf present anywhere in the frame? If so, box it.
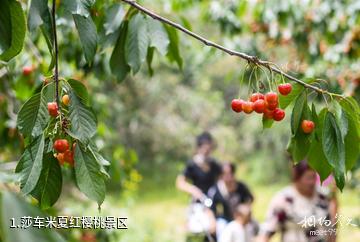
[15,134,45,194]
[125,14,149,74]
[31,153,62,209]
[110,21,130,81]
[73,14,97,64]
[0,0,26,61]
[74,144,106,206]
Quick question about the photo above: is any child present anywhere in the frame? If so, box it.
[219,203,258,242]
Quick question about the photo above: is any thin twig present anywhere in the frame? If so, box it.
[52,0,60,107]
[120,0,344,98]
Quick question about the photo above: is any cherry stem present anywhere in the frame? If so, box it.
[248,66,257,95]
[254,67,259,93]
[258,65,271,92]
[52,0,63,128]
[120,0,345,99]
[239,63,249,98]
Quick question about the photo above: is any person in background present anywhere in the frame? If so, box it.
[258,160,337,242]
[219,203,258,242]
[176,131,222,241]
[176,131,221,201]
[208,162,255,239]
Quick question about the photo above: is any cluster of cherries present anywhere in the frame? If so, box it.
[47,94,75,166]
[53,139,75,166]
[231,83,292,121]
[47,94,70,117]
[231,82,316,134]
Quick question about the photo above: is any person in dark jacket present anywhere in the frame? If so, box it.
[207,162,255,240]
[176,131,221,201]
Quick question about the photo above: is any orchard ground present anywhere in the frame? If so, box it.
[61,162,360,242]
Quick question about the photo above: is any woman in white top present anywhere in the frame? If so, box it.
[258,160,337,242]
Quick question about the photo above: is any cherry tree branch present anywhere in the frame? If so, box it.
[120,0,344,98]
[52,0,60,106]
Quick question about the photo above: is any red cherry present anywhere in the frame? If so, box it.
[47,102,58,117]
[263,109,274,119]
[231,99,244,113]
[64,150,74,166]
[273,108,285,121]
[56,153,66,166]
[266,100,279,110]
[253,99,266,113]
[278,83,292,96]
[301,120,315,134]
[22,66,33,76]
[249,93,265,102]
[53,139,70,153]
[265,92,278,103]
[242,101,254,114]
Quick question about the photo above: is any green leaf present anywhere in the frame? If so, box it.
[28,0,54,69]
[262,116,274,129]
[15,134,45,194]
[0,0,26,61]
[17,83,54,138]
[62,0,96,63]
[125,14,149,74]
[311,103,318,125]
[308,140,333,182]
[322,112,346,190]
[110,21,130,81]
[340,96,360,120]
[28,0,51,32]
[104,3,125,35]
[164,25,183,69]
[146,18,170,56]
[330,100,348,141]
[0,0,12,52]
[146,47,155,76]
[288,103,312,163]
[290,90,307,135]
[17,93,43,137]
[67,79,89,104]
[62,0,94,17]
[88,144,110,179]
[73,14,97,64]
[67,86,97,143]
[334,169,345,191]
[308,109,332,181]
[74,144,106,206]
[0,191,66,242]
[31,153,62,209]
[287,131,312,163]
[340,97,360,170]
